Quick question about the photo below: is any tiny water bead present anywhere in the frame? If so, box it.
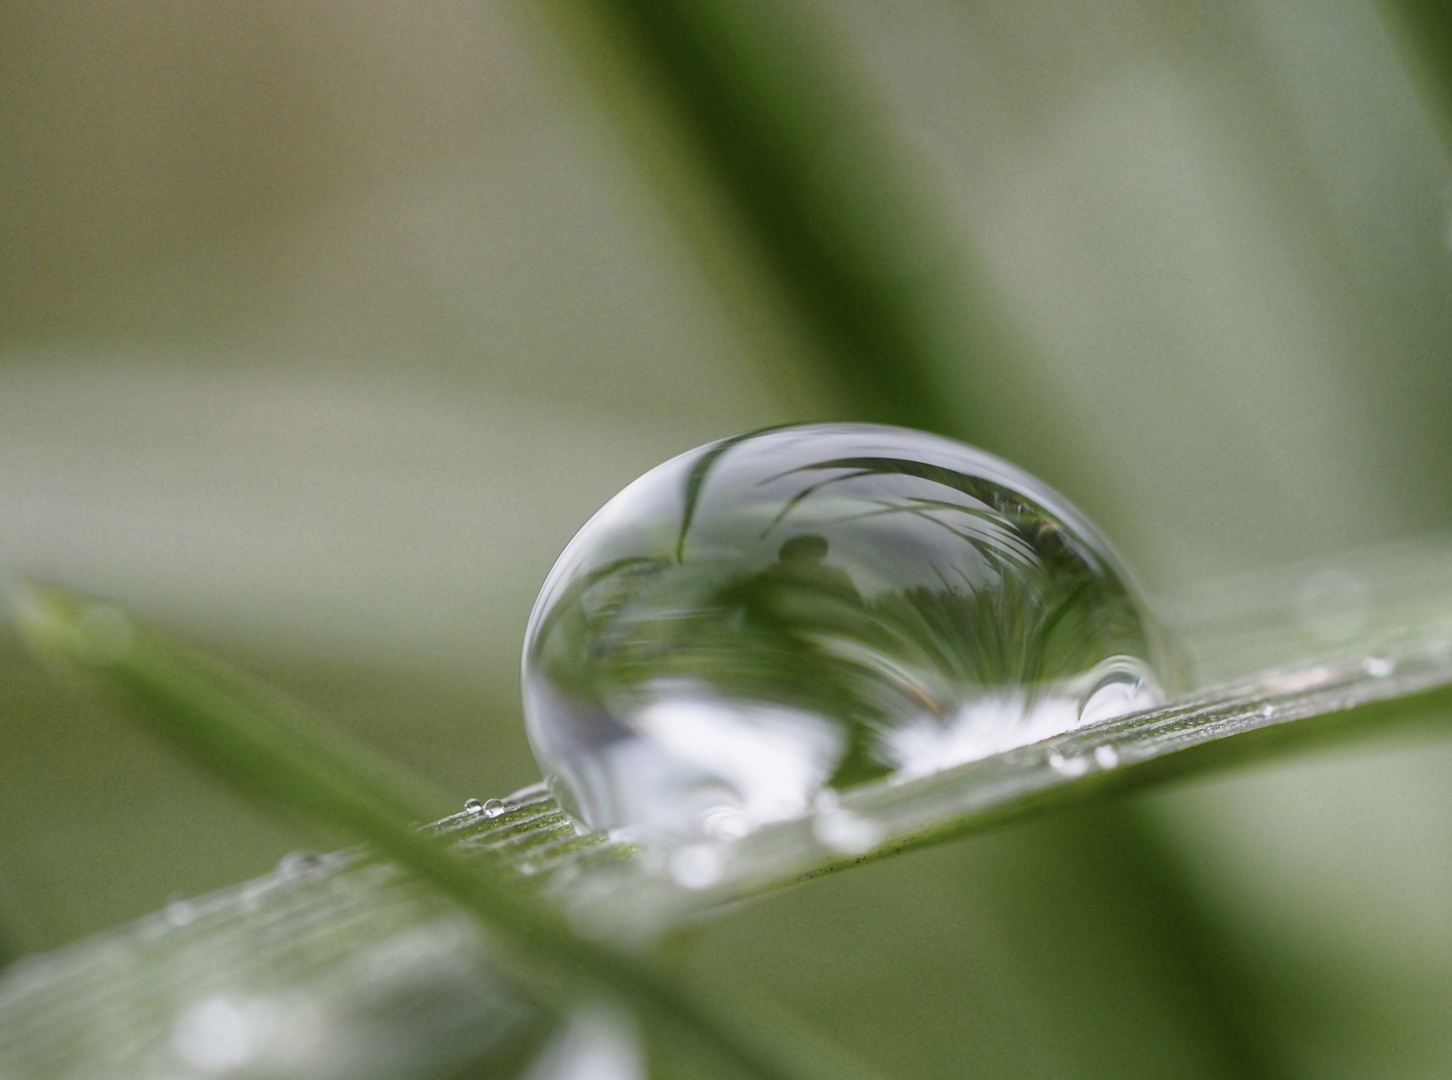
[1363,655,1394,678]
[522,423,1175,843]
[275,850,324,878]
[464,797,506,818]
[163,896,198,928]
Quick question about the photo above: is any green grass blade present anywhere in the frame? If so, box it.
[6,581,1452,1078]
[10,583,883,1080]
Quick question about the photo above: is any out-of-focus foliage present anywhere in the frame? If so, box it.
[2,1,1452,1076]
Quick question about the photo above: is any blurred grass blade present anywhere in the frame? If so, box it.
[1378,0,1452,155]
[13,586,454,830]
[546,0,1021,435]
[1031,807,1286,1079]
[9,583,883,1080]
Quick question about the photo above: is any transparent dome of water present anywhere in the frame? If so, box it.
[522,423,1174,842]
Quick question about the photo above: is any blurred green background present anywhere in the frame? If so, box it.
[3,1,1452,1076]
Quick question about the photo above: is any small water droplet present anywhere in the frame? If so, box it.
[1363,656,1394,678]
[463,798,484,814]
[523,424,1175,844]
[1080,677,1157,726]
[667,844,725,889]
[481,797,506,818]
[164,897,197,928]
[276,851,322,878]
[1047,751,1092,777]
[1093,744,1119,769]
[1260,703,1277,720]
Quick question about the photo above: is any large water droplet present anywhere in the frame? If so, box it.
[523,423,1174,842]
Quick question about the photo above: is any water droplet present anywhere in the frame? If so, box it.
[1047,750,1092,777]
[481,797,506,818]
[1093,744,1120,769]
[275,851,323,880]
[1363,656,1394,678]
[1259,703,1277,720]
[164,897,197,928]
[463,798,484,814]
[523,424,1174,842]
[1080,676,1157,725]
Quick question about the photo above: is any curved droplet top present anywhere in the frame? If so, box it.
[522,423,1174,842]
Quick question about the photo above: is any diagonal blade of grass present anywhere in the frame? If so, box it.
[9,583,884,1080]
[6,571,1452,1079]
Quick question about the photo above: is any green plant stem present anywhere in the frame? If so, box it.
[10,584,878,1080]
